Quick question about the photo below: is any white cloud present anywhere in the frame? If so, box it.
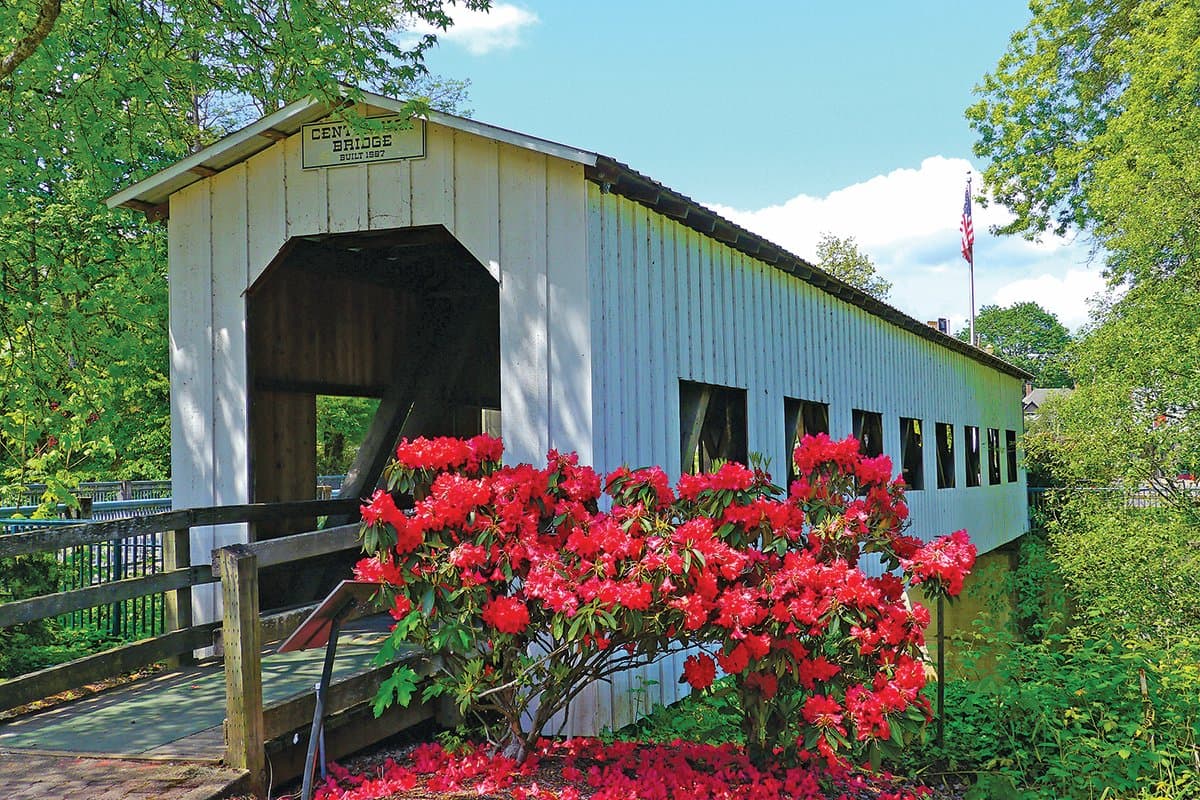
[992,270,1109,330]
[706,156,1106,332]
[410,4,539,55]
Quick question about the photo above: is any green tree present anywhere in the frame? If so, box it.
[814,232,892,301]
[1024,278,1200,510]
[971,0,1200,512]
[0,0,485,501]
[316,396,380,476]
[967,0,1200,284]
[954,302,1072,387]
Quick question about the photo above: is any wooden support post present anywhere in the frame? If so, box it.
[219,544,267,797]
[163,527,194,668]
[680,386,712,473]
[333,377,419,510]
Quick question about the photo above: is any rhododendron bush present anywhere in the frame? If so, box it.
[355,433,975,765]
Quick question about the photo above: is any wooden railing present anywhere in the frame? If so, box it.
[0,500,358,713]
[213,527,433,796]
[0,498,431,798]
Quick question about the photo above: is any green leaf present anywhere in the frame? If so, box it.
[373,665,420,716]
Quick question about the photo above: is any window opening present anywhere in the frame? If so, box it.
[680,380,748,473]
[964,425,981,487]
[899,417,924,490]
[852,409,884,458]
[784,397,829,483]
[987,427,1002,485]
[316,395,382,478]
[1006,429,1018,483]
[935,422,955,489]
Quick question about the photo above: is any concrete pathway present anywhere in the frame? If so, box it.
[0,750,246,800]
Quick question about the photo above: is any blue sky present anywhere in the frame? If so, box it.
[415,2,1105,331]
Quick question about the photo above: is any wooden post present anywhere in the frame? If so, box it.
[219,544,267,797]
[680,385,712,473]
[163,527,193,667]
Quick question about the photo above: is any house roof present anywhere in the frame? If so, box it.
[105,89,1031,381]
[1023,387,1072,409]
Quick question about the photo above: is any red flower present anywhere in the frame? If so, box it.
[797,656,841,690]
[389,594,413,621]
[353,556,402,585]
[361,489,404,528]
[481,596,530,635]
[855,454,894,486]
[708,461,755,491]
[717,643,751,675]
[745,670,779,699]
[682,654,716,690]
[901,529,976,596]
[801,694,845,730]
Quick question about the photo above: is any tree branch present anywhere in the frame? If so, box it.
[1,0,62,80]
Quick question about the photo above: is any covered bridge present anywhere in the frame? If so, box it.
[107,90,1029,734]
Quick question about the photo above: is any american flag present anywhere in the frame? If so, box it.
[960,180,974,266]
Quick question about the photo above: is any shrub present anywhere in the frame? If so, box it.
[913,629,1200,799]
[1048,493,1200,642]
[357,434,975,764]
[900,515,1200,800]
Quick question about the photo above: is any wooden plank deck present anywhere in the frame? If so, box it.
[0,622,392,760]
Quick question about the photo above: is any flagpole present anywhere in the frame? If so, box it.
[967,173,976,347]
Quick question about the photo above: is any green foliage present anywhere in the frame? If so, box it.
[1047,497,1200,643]
[814,232,892,301]
[912,630,1200,800]
[0,0,482,496]
[624,676,744,746]
[0,548,159,678]
[0,552,64,678]
[899,515,1200,800]
[316,396,380,475]
[1024,276,1200,519]
[955,302,1073,388]
[968,0,1200,285]
[0,625,126,680]
[1001,532,1068,642]
[373,663,421,717]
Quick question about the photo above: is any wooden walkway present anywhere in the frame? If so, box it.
[0,622,389,760]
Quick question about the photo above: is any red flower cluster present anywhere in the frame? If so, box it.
[683,653,716,690]
[900,529,977,597]
[393,434,503,474]
[356,433,976,766]
[482,595,531,634]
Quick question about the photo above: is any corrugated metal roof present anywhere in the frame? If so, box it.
[105,90,1030,380]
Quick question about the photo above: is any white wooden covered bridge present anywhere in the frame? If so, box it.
[106,90,1029,735]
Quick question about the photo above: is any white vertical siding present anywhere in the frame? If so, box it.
[497,145,550,465]
[245,145,286,287]
[169,120,594,628]
[586,188,1028,559]
[167,180,219,623]
[283,133,325,238]
[546,157,593,464]
[208,166,252,585]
